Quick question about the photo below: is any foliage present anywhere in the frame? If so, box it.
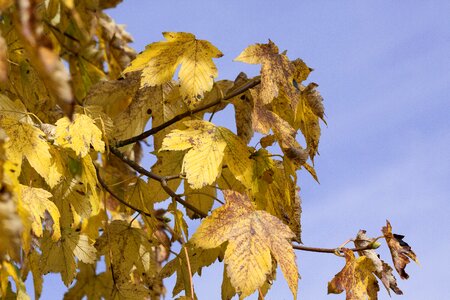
[0,1,418,299]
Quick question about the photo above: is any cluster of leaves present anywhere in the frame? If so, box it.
[0,0,418,299]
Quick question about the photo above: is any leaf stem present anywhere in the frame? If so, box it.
[115,77,261,148]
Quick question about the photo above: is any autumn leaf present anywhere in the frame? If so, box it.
[160,120,227,189]
[124,32,223,107]
[382,220,419,279]
[235,40,299,107]
[190,190,298,299]
[95,220,157,286]
[328,249,380,300]
[55,113,105,157]
[354,230,403,295]
[20,185,61,241]
[184,181,215,219]
[40,229,97,286]
[0,115,62,187]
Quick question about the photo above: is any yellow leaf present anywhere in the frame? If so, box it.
[0,261,30,300]
[147,151,184,202]
[0,129,22,260]
[184,181,215,219]
[0,115,62,187]
[124,32,223,107]
[234,40,299,107]
[41,229,97,286]
[20,184,61,241]
[55,113,105,157]
[161,120,227,189]
[190,190,298,299]
[96,220,156,275]
[328,249,379,300]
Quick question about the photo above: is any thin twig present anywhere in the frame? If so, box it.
[292,242,381,254]
[183,246,195,299]
[115,77,261,148]
[109,146,208,218]
[95,165,159,219]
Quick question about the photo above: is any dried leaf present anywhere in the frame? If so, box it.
[354,230,402,295]
[382,220,419,279]
[235,40,299,107]
[328,249,380,300]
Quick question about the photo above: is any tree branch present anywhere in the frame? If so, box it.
[109,146,208,218]
[292,242,380,254]
[115,77,261,148]
[95,165,160,220]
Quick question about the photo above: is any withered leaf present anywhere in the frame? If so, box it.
[382,220,419,279]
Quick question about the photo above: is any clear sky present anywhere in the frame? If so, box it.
[35,1,450,299]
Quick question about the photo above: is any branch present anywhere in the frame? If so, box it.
[109,146,208,218]
[292,242,380,254]
[95,165,160,220]
[115,77,261,148]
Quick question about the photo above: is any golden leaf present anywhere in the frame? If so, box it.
[95,220,157,285]
[0,115,62,187]
[147,151,184,202]
[55,113,105,157]
[382,220,419,279]
[124,32,223,107]
[0,129,22,260]
[160,120,227,189]
[41,229,97,286]
[20,185,61,241]
[184,181,215,219]
[190,190,298,299]
[328,249,379,300]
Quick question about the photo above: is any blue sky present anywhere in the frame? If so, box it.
[36,1,450,299]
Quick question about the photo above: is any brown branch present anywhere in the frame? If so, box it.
[292,242,380,254]
[109,146,208,218]
[115,77,261,148]
[95,165,160,220]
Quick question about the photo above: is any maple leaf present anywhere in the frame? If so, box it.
[190,190,298,299]
[382,220,419,279]
[40,229,97,286]
[0,129,22,260]
[235,40,299,107]
[0,260,30,299]
[184,181,215,219]
[95,220,157,286]
[354,230,403,295]
[0,115,62,187]
[160,120,227,189]
[124,32,223,107]
[55,113,105,157]
[328,249,380,300]
[20,185,61,241]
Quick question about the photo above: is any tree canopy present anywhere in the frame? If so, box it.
[0,1,418,299]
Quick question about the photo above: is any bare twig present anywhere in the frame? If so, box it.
[95,165,160,220]
[183,246,195,299]
[292,242,381,254]
[109,146,208,218]
[115,77,261,148]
